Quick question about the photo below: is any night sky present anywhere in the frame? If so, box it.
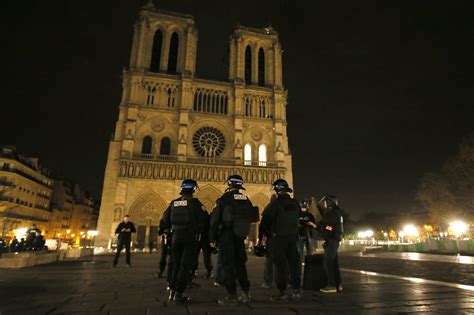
[2,1,473,219]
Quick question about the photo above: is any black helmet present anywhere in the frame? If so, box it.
[227,174,245,190]
[180,179,198,195]
[320,195,338,208]
[272,179,293,193]
[300,199,309,209]
[253,244,266,257]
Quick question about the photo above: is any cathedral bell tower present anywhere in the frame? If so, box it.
[96,3,293,249]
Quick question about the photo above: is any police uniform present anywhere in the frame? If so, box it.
[260,193,301,298]
[193,205,213,278]
[160,196,205,301]
[210,189,254,302]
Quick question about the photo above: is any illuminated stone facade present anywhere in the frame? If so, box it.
[0,146,53,238]
[96,3,293,248]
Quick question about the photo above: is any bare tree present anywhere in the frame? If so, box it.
[416,132,474,226]
[442,132,474,215]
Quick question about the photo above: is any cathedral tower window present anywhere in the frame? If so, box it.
[245,97,252,117]
[141,136,153,155]
[193,88,228,115]
[258,48,265,87]
[244,144,252,166]
[150,30,163,73]
[167,88,175,108]
[258,144,267,166]
[146,86,156,106]
[259,100,266,118]
[168,32,179,74]
[160,137,171,155]
[245,46,252,85]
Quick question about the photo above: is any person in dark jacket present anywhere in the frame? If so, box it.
[192,206,213,279]
[9,237,20,252]
[32,234,45,251]
[210,175,256,305]
[317,195,343,293]
[26,224,41,251]
[259,193,277,289]
[258,179,301,302]
[18,238,26,251]
[113,215,136,267]
[160,179,205,304]
[297,199,316,265]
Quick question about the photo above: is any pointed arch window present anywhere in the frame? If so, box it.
[142,136,153,155]
[245,98,252,117]
[258,144,267,166]
[245,46,252,85]
[258,48,265,86]
[160,137,171,155]
[167,88,175,108]
[168,32,179,74]
[244,144,252,166]
[150,30,163,72]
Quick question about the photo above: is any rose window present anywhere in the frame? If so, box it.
[192,127,226,158]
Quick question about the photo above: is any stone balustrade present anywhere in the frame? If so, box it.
[118,156,285,184]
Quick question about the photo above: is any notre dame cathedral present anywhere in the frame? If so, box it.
[96,2,293,249]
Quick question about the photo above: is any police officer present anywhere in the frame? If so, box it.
[297,199,316,265]
[210,175,254,305]
[192,204,213,279]
[113,215,136,267]
[258,193,277,289]
[317,195,343,293]
[160,179,204,304]
[259,179,301,301]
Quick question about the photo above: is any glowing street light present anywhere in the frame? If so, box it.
[87,230,98,237]
[357,230,374,239]
[449,220,468,237]
[403,225,419,237]
[15,227,28,239]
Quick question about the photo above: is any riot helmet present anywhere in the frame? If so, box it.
[226,174,245,190]
[180,179,198,195]
[300,199,309,211]
[272,179,293,193]
[319,195,339,209]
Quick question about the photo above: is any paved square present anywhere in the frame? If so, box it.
[1,252,473,314]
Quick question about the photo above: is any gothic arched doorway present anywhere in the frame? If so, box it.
[128,191,167,250]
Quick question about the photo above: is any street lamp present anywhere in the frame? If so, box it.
[449,220,468,238]
[403,225,419,238]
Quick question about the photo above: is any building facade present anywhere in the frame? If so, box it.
[0,146,53,238]
[96,3,293,249]
[50,180,99,245]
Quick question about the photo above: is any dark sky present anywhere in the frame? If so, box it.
[1,1,473,219]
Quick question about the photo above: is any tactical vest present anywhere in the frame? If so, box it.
[170,199,194,231]
[222,193,253,238]
[274,199,299,237]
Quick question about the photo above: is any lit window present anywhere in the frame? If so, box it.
[258,144,267,166]
[244,144,252,166]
